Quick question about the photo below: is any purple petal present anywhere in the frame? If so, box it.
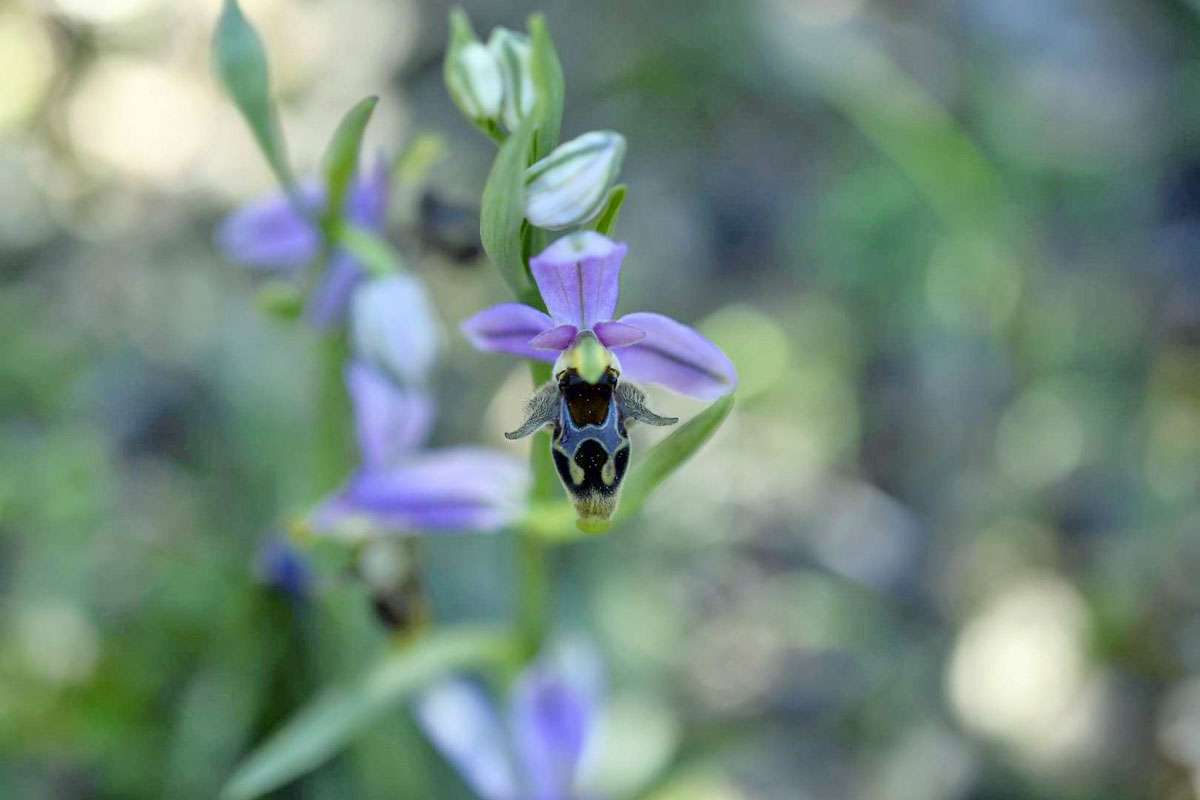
[306,251,364,328]
[461,303,558,362]
[529,232,627,329]
[593,320,645,348]
[351,274,442,386]
[311,447,530,535]
[346,362,434,470]
[416,680,518,800]
[215,183,322,272]
[614,312,737,400]
[509,642,603,800]
[529,324,578,351]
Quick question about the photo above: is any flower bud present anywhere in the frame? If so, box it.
[445,40,504,123]
[487,27,536,131]
[524,131,626,230]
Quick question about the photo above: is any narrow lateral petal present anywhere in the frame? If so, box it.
[529,324,578,351]
[215,183,322,271]
[509,642,603,800]
[614,312,737,400]
[346,362,434,470]
[312,448,530,535]
[416,680,519,800]
[462,303,558,361]
[529,232,627,329]
[593,320,645,348]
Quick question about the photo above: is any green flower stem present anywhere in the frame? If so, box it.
[314,333,354,495]
[516,359,557,660]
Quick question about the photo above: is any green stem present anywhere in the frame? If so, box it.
[515,360,557,660]
[314,333,354,494]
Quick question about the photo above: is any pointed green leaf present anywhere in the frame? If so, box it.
[219,626,513,800]
[212,0,293,189]
[592,184,627,236]
[528,14,564,160]
[616,393,735,522]
[320,96,378,238]
[334,224,403,277]
[480,112,536,298]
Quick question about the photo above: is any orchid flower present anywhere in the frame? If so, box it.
[215,159,390,327]
[462,231,735,522]
[461,232,736,401]
[310,362,529,536]
[416,642,601,800]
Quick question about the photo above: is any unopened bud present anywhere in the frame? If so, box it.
[446,40,504,123]
[524,131,626,230]
[487,27,536,131]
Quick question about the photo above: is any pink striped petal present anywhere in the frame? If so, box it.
[529,232,627,329]
[461,303,558,362]
[613,312,737,400]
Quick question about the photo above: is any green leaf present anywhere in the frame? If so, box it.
[320,96,378,238]
[592,184,627,236]
[480,112,537,298]
[219,627,513,800]
[527,14,564,160]
[392,133,446,186]
[616,393,735,522]
[212,0,293,189]
[334,224,404,277]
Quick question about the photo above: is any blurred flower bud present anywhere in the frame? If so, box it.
[351,274,441,386]
[524,131,626,230]
[446,40,504,124]
[487,27,536,131]
[255,280,305,320]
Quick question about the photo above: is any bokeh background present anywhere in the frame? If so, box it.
[4,0,1200,797]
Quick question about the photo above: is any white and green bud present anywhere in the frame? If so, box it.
[487,27,536,131]
[524,131,626,230]
[446,41,504,123]
[444,12,504,126]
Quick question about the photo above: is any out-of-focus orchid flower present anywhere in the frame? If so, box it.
[310,362,529,537]
[461,232,737,401]
[351,273,442,387]
[416,641,601,800]
[215,159,390,327]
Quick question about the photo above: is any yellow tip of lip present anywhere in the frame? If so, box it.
[575,516,611,534]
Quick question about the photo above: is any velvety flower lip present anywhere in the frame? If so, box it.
[215,158,391,327]
[310,362,529,537]
[416,641,601,800]
[461,232,737,399]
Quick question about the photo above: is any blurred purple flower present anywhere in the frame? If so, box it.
[255,535,313,600]
[461,232,736,400]
[416,642,602,800]
[310,362,528,536]
[215,159,390,327]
